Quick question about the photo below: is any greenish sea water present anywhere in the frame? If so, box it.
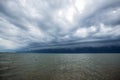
[0,53,120,80]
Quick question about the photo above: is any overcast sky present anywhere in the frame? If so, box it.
[0,0,120,51]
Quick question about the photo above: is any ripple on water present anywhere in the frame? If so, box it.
[0,53,120,80]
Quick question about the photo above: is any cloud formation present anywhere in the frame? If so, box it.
[0,0,120,51]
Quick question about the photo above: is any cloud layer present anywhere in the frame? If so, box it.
[0,0,120,51]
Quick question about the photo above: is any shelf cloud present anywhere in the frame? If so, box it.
[0,0,120,51]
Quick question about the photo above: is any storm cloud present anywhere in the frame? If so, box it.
[0,0,120,51]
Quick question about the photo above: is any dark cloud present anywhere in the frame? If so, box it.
[0,0,120,51]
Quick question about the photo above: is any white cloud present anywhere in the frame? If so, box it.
[94,24,120,38]
[0,38,22,49]
[74,28,89,38]
[0,0,120,50]
[74,0,86,13]
[89,26,97,33]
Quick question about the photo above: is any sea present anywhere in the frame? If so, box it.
[0,53,120,80]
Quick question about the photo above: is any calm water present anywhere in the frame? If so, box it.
[0,53,120,80]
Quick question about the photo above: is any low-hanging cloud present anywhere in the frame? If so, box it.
[0,0,120,51]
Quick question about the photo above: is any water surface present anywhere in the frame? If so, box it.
[0,53,120,80]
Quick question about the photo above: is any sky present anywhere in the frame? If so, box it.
[0,0,120,52]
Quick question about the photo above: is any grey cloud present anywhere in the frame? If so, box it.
[0,0,120,51]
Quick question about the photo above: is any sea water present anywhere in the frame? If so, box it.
[0,53,120,80]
